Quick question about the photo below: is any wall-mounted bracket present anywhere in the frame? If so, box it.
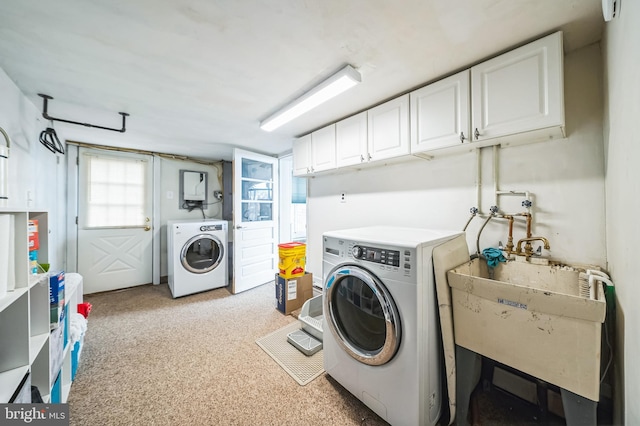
[38,93,129,133]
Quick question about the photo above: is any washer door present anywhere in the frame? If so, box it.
[324,264,401,366]
[180,234,224,274]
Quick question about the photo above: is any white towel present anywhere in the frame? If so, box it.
[69,312,88,344]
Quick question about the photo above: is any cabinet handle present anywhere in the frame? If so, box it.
[474,128,480,140]
[367,153,372,161]
[306,167,310,174]
[460,132,466,143]
[360,154,364,162]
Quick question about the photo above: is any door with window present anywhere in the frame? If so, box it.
[77,148,153,294]
[232,149,278,294]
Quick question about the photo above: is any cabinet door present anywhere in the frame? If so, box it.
[292,134,312,176]
[471,31,564,141]
[336,112,368,167]
[367,95,410,162]
[311,124,336,173]
[410,70,470,153]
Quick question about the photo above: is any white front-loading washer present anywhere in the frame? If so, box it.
[322,226,468,426]
[167,219,228,298]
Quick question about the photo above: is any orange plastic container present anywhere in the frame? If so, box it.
[278,242,306,278]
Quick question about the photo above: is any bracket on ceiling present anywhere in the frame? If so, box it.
[38,93,130,133]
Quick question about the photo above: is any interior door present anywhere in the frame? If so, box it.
[232,149,278,294]
[77,148,153,294]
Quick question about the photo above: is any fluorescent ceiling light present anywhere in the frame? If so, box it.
[260,65,361,132]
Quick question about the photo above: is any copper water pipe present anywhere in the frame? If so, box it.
[505,215,515,253]
[524,213,532,238]
[516,236,551,259]
[511,212,532,238]
[496,214,515,254]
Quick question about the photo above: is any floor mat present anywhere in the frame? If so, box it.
[256,321,324,386]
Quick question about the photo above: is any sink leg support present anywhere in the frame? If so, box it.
[560,388,597,426]
[455,345,482,425]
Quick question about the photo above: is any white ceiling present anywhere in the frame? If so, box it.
[0,0,604,161]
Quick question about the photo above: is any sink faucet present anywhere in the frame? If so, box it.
[515,237,550,259]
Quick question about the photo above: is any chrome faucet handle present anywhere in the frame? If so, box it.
[522,200,533,208]
[534,246,542,256]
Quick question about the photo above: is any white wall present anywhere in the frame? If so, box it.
[0,68,66,270]
[279,154,294,244]
[1,64,227,281]
[603,1,640,423]
[307,43,606,283]
[158,158,223,278]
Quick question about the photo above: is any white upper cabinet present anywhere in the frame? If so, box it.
[310,124,337,173]
[471,31,564,142]
[292,124,337,176]
[294,31,565,173]
[292,134,312,176]
[336,111,368,168]
[410,70,471,154]
[367,95,410,162]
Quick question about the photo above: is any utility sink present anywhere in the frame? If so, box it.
[447,257,606,401]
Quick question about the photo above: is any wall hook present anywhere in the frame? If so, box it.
[38,93,129,133]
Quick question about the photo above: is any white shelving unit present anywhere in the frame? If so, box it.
[0,208,84,403]
[61,273,83,402]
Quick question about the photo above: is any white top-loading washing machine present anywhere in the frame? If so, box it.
[322,226,468,426]
[167,219,228,298]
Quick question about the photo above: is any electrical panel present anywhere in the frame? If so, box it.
[179,170,208,209]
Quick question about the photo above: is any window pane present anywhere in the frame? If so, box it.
[85,154,147,227]
[242,181,272,201]
[242,158,273,180]
[292,177,306,204]
[242,202,272,221]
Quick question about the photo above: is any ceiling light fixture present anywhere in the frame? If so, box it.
[260,64,361,132]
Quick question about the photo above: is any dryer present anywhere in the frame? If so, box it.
[167,219,228,298]
[322,226,468,426]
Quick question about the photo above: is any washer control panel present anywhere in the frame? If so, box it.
[200,224,224,232]
[351,245,400,267]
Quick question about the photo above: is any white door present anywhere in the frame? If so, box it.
[77,148,153,294]
[232,149,279,294]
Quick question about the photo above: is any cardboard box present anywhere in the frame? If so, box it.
[275,272,313,315]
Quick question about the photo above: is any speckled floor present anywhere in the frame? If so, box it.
[67,282,610,426]
[68,283,389,426]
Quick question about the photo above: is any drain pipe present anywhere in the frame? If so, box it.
[476,148,482,213]
[492,144,533,212]
[493,145,498,207]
